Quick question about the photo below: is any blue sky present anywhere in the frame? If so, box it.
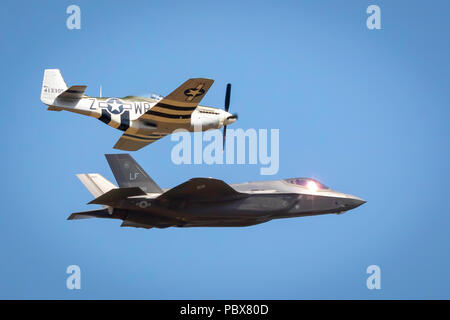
[0,0,449,299]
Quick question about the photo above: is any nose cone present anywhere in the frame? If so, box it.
[345,197,366,210]
[334,194,366,213]
[223,112,238,125]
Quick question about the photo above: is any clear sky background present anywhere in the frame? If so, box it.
[0,0,449,299]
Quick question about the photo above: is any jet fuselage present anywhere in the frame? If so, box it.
[97,180,365,228]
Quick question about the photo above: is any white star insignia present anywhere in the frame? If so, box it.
[108,100,122,113]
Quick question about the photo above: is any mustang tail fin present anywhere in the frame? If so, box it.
[40,69,68,105]
[105,154,163,193]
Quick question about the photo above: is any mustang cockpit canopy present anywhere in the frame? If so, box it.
[150,93,164,100]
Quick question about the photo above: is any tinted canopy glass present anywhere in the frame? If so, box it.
[285,178,329,190]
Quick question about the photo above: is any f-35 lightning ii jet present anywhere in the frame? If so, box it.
[69,154,366,229]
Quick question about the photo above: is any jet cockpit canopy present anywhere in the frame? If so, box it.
[285,178,330,191]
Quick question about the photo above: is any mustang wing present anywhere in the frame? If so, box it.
[113,131,169,151]
[138,78,214,125]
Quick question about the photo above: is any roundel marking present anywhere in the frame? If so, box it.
[106,98,125,115]
[184,87,205,99]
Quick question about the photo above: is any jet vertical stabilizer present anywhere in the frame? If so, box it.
[105,154,163,193]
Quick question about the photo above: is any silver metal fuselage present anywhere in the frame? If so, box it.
[108,180,366,228]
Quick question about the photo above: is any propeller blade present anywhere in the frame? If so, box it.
[224,83,231,112]
[223,125,227,151]
[223,83,232,151]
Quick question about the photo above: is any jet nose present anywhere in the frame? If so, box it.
[344,196,366,210]
[334,194,366,213]
[347,198,366,209]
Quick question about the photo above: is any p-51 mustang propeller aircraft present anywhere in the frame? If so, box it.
[40,69,237,151]
[69,154,366,229]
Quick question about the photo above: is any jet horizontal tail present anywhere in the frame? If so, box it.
[67,208,111,220]
[88,187,146,205]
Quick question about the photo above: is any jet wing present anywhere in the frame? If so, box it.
[120,221,153,229]
[157,178,243,202]
[120,220,177,229]
[113,131,168,151]
[138,78,214,125]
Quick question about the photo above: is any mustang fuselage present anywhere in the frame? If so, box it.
[49,95,234,135]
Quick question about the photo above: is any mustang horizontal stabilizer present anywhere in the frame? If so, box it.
[56,85,87,100]
[67,208,112,220]
[89,187,146,205]
[138,78,214,125]
[157,178,242,202]
[113,131,168,151]
[105,154,163,193]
